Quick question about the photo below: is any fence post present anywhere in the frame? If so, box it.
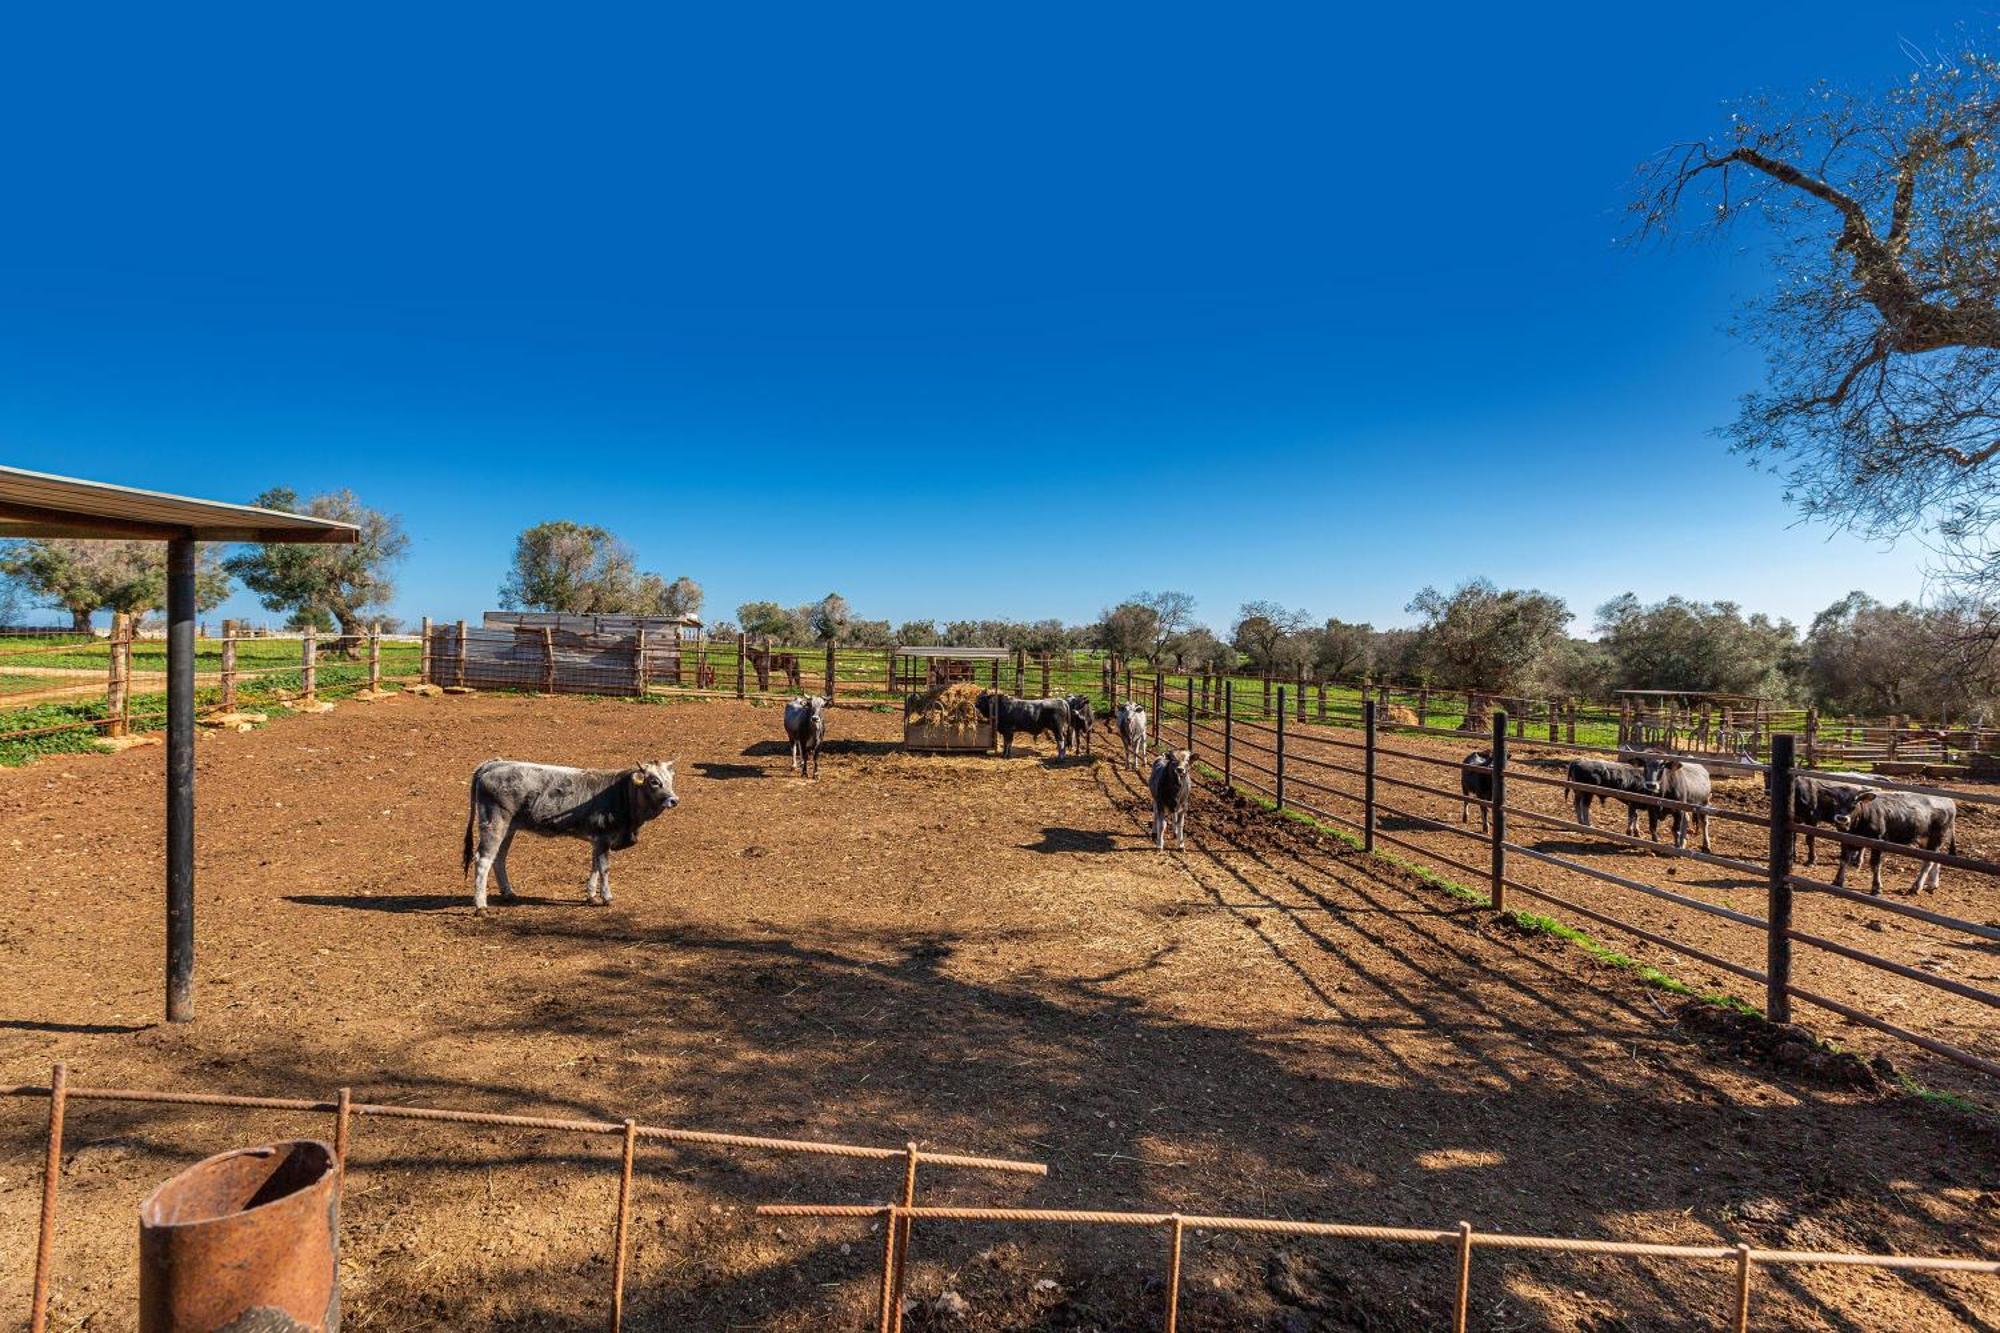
[105,612,130,737]
[1317,680,1326,720]
[419,616,432,685]
[1262,672,1272,717]
[1566,700,1577,744]
[1014,648,1025,695]
[220,620,239,711]
[454,619,468,689]
[1276,686,1288,811]
[1418,687,1429,729]
[1152,673,1163,744]
[736,633,747,698]
[1805,707,1819,768]
[1041,654,1051,699]
[1363,700,1377,853]
[1187,674,1196,754]
[825,644,836,699]
[887,645,898,698]
[1546,700,1558,743]
[1296,668,1306,721]
[1223,681,1233,788]
[635,628,649,695]
[1490,711,1508,911]
[302,627,318,703]
[1767,733,1796,1023]
[368,627,382,693]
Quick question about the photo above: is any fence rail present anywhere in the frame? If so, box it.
[7,1066,1044,1333]
[1121,671,2000,1088]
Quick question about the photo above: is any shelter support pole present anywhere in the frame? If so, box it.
[166,537,196,1023]
[1489,712,1508,911]
[1767,734,1796,1022]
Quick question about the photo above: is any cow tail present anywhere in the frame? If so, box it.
[463,770,478,874]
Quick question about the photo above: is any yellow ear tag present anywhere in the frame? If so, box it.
[632,772,646,784]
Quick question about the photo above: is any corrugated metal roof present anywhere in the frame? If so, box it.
[0,465,359,543]
[894,645,1013,658]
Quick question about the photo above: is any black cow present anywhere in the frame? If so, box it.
[1827,787,1957,894]
[1459,751,1494,832]
[1638,756,1713,852]
[977,690,1072,758]
[463,759,679,910]
[1790,773,1864,866]
[1565,758,1653,836]
[1065,695,1095,755]
[1149,749,1193,850]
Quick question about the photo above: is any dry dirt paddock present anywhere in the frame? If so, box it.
[1,693,1996,1332]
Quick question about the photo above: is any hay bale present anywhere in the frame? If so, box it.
[1383,705,1419,728]
[905,682,987,729]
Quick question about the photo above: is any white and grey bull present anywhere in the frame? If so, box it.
[1638,755,1713,852]
[1149,748,1193,851]
[1827,786,1957,894]
[784,695,828,778]
[463,759,679,910]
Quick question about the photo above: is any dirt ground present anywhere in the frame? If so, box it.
[1,693,1996,1331]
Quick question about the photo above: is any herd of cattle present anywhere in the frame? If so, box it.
[457,691,1961,910]
[1456,748,1959,894]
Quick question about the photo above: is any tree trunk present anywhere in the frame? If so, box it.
[330,611,366,659]
[70,605,95,634]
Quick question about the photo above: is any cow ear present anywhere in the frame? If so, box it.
[1855,790,1877,806]
[632,771,647,785]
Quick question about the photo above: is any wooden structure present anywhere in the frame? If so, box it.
[897,647,1006,752]
[1615,689,1770,755]
[0,465,356,1023]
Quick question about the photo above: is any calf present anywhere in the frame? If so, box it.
[1459,751,1494,832]
[1827,787,1957,894]
[1065,695,1095,755]
[784,695,828,778]
[1565,758,1653,837]
[1638,756,1713,852]
[463,759,679,910]
[1149,749,1193,851]
[1115,702,1150,771]
[978,691,1072,758]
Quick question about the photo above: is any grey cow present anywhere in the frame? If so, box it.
[785,695,828,777]
[1638,756,1713,852]
[1065,695,1095,755]
[1149,748,1193,851]
[1827,786,1957,893]
[463,759,679,911]
[1790,773,1865,866]
[1115,702,1150,772]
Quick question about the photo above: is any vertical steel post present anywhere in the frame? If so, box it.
[301,626,317,703]
[166,538,196,1023]
[635,628,649,695]
[454,619,468,688]
[220,620,238,711]
[419,616,432,685]
[1452,1222,1473,1333]
[541,626,556,695]
[367,628,382,693]
[1767,733,1796,1023]
[1489,711,1508,912]
[1363,700,1377,853]
[334,1087,352,1185]
[1276,687,1287,811]
[889,1146,919,1333]
[1164,1215,1185,1333]
[825,644,836,699]
[1187,673,1196,755]
[29,1063,66,1333]
[1732,1243,1753,1333]
[736,633,747,698]
[1223,681,1233,787]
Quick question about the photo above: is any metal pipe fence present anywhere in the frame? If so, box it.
[755,1201,1999,1333]
[6,1066,1046,1333]
[1121,669,2000,1086]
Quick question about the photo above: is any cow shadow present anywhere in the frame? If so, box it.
[693,761,766,780]
[1021,827,1116,854]
[740,739,901,759]
[284,892,580,913]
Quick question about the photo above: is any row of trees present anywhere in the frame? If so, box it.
[0,487,408,651]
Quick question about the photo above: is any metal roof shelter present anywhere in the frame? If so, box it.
[0,465,357,1023]
[893,646,1013,659]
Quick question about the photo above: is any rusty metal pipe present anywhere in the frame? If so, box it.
[1452,1221,1472,1333]
[1164,1215,1185,1333]
[29,1062,65,1333]
[139,1140,340,1332]
[609,1119,637,1332]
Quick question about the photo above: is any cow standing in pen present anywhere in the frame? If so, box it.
[1564,758,1653,837]
[977,690,1074,758]
[1065,695,1095,755]
[1638,755,1713,852]
[784,695,828,778]
[1115,702,1149,772]
[1149,748,1193,851]
[1790,773,1865,866]
[1827,786,1957,893]
[1459,751,1494,832]
[463,759,679,911]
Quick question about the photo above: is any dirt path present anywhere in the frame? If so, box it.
[1,695,1994,1330]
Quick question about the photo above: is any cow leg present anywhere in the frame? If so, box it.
[1869,849,1884,895]
[493,821,520,899]
[586,839,611,904]
[1625,803,1640,838]
[1002,729,1014,758]
[1573,793,1590,827]
[1699,809,1712,854]
[1152,807,1165,851]
[1802,830,1816,866]
[470,809,507,912]
[1672,809,1688,850]
[1176,803,1187,851]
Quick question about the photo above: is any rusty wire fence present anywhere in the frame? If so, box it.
[7,1064,1047,1333]
[12,1066,1996,1333]
[1124,670,2000,1087]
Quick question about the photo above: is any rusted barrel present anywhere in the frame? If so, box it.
[139,1140,339,1332]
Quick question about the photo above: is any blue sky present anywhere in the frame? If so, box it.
[0,4,1978,635]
